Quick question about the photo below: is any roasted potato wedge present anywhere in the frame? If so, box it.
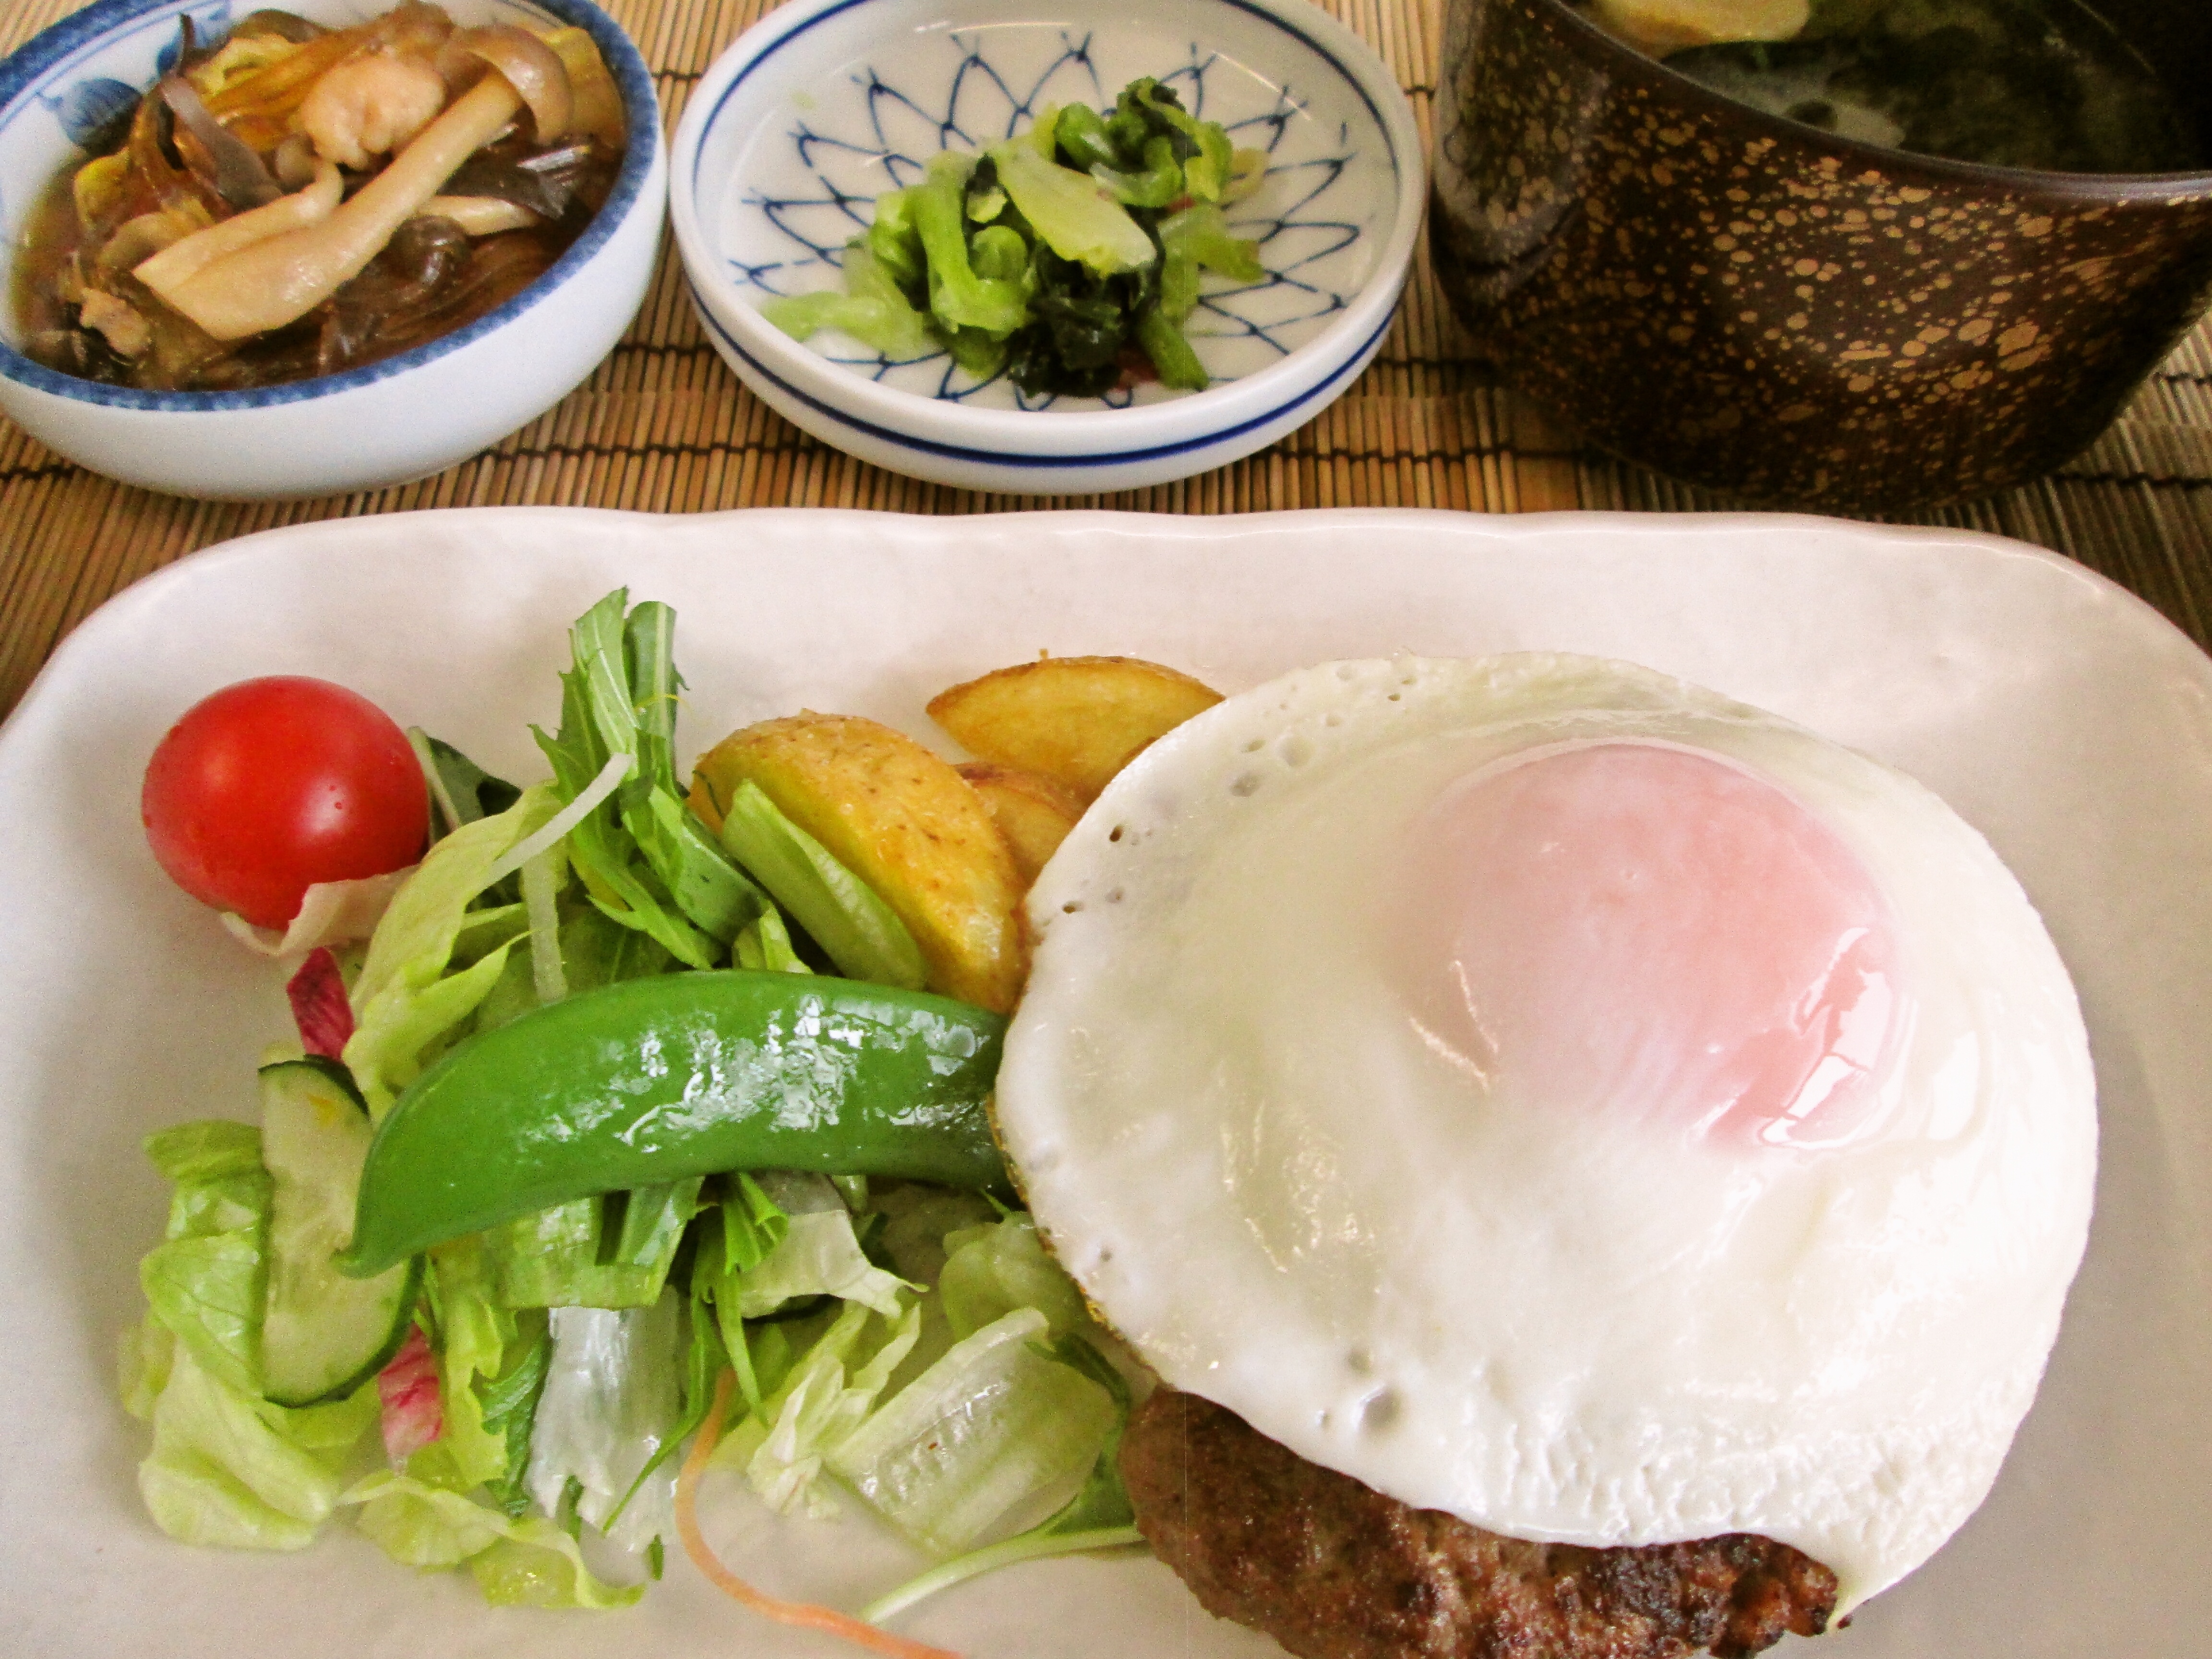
[689,713,1025,1013]
[958,762,1085,884]
[927,655,1223,803]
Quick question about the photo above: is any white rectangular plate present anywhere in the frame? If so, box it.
[1,507,2206,1658]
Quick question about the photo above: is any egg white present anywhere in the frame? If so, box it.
[995,653,2096,1611]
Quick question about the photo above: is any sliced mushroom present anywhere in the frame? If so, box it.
[414,194,542,235]
[142,72,522,339]
[96,207,203,275]
[439,24,571,144]
[136,159,343,297]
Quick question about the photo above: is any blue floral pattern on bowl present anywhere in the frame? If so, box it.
[0,0,658,412]
[714,20,1382,410]
[29,1,229,147]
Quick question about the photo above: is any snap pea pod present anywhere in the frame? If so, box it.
[339,971,1008,1277]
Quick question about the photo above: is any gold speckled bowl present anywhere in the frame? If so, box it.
[1430,0,2212,511]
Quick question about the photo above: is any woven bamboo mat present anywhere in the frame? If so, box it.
[2,0,2208,721]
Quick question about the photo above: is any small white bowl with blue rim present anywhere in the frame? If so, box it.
[0,0,666,500]
[670,0,1424,494]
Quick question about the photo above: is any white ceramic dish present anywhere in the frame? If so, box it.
[1,507,2208,1658]
[0,0,666,501]
[670,0,1424,493]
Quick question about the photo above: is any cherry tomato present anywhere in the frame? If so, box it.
[142,676,429,930]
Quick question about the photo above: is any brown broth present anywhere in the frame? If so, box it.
[12,9,622,392]
[1573,0,2206,173]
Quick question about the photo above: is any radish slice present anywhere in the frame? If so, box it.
[377,1325,443,1465]
[285,948,355,1059]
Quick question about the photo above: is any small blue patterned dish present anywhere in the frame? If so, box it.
[670,0,1423,493]
[0,0,664,500]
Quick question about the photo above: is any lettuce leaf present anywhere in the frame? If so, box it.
[713,779,924,990]
[939,1214,1093,1341]
[141,1230,266,1397]
[826,1306,1117,1554]
[715,1298,921,1520]
[733,904,811,974]
[137,1347,362,1551]
[725,1173,912,1320]
[145,1119,264,1188]
[344,785,561,1118]
[424,1234,517,1490]
[494,1191,691,1311]
[339,1470,644,1605]
[136,1120,272,1396]
[524,1296,684,1556]
[348,1461,505,1568]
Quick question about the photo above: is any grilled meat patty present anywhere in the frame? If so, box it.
[1121,1389,1839,1659]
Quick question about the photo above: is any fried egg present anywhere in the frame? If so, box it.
[995,653,2095,1612]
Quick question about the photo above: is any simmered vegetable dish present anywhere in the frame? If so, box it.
[12,3,626,391]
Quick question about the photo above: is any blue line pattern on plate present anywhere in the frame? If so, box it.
[728,29,1362,410]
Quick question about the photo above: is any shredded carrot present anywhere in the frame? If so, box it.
[675,1370,963,1659]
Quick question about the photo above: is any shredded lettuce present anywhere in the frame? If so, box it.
[713,778,925,990]
[827,1307,1117,1555]
[939,1214,1094,1341]
[524,1296,685,1556]
[733,903,811,973]
[341,1471,644,1606]
[343,785,561,1118]
[138,1346,375,1551]
[126,586,1151,1623]
[136,1119,272,1401]
[140,1227,265,1397]
[715,1298,921,1520]
[424,1235,517,1490]
[725,1173,912,1320]
[494,1184,699,1311]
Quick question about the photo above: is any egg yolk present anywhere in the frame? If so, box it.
[1403,740,1904,1149]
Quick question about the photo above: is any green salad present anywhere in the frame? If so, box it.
[121,591,1140,1648]
[765,77,1268,397]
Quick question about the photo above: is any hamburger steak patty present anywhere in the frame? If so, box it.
[1121,1390,1839,1659]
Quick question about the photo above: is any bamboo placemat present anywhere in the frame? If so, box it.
[2,0,2208,720]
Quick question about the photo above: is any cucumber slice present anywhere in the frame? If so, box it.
[260,1058,420,1407]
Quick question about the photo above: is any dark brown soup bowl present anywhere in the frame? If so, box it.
[1430,0,2212,512]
